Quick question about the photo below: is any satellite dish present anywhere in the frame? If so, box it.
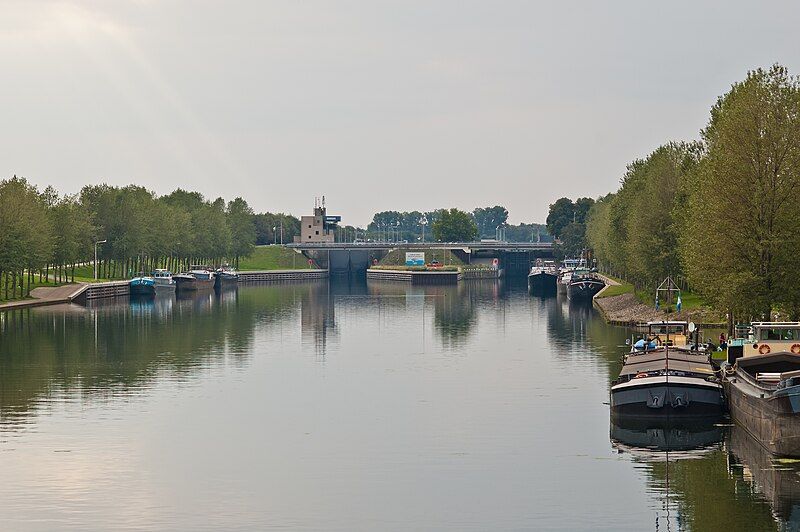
[688,322,696,333]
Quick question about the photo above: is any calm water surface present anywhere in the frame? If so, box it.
[1,279,798,531]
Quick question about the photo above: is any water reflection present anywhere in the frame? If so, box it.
[0,284,305,432]
[609,417,785,530]
[301,283,337,355]
[2,278,800,530]
[611,417,724,454]
[728,424,800,528]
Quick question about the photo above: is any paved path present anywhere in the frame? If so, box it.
[596,273,620,286]
[0,283,86,311]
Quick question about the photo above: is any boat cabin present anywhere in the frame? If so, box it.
[644,321,691,348]
[152,269,172,279]
[561,258,587,271]
[531,259,558,274]
[744,322,800,358]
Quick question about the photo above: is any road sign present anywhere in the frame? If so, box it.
[406,252,425,266]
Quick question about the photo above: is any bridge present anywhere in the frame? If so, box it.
[286,241,553,252]
[286,241,554,275]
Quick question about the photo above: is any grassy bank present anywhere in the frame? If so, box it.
[239,246,314,270]
[594,272,725,325]
[0,278,62,303]
[378,248,464,267]
[598,273,711,311]
[65,247,313,281]
[596,277,634,298]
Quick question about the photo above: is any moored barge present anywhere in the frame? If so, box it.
[528,259,558,294]
[567,272,605,301]
[611,345,724,418]
[723,322,800,456]
[174,267,216,292]
[612,321,723,418]
[215,265,240,289]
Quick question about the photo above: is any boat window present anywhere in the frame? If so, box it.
[759,328,800,340]
[650,325,685,335]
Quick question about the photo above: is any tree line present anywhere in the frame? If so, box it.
[368,206,551,243]
[545,197,595,259]
[0,179,301,299]
[580,64,800,322]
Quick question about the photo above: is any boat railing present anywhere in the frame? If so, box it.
[736,365,778,390]
[756,372,782,384]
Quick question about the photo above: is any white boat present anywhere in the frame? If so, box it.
[152,269,176,293]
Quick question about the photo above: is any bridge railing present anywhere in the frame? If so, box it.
[285,241,553,250]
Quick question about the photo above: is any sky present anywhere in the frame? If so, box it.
[2,1,799,227]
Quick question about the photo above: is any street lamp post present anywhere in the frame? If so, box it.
[273,226,277,245]
[420,215,428,243]
[94,239,107,280]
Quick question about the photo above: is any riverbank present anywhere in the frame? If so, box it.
[0,283,86,311]
[0,268,330,312]
[239,245,317,270]
[593,274,725,327]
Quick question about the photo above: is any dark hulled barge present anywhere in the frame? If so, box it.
[611,321,723,418]
[173,267,216,292]
[611,346,724,418]
[215,265,240,289]
[528,259,558,294]
[723,322,800,457]
[566,272,605,301]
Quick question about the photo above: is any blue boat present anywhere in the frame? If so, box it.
[130,275,156,296]
[130,269,176,297]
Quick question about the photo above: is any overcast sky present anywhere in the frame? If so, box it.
[2,1,799,226]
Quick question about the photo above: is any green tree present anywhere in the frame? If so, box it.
[431,208,478,242]
[50,194,95,282]
[585,194,614,271]
[226,197,256,266]
[682,64,800,319]
[472,206,509,238]
[573,197,595,224]
[621,143,699,286]
[545,198,575,239]
[556,222,587,259]
[0,176,53,297]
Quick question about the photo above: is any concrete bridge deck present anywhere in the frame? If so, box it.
[287,241,552,252]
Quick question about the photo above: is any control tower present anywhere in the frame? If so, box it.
[294,196,341,243]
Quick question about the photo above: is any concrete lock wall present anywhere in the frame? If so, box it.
[328,249,373,274]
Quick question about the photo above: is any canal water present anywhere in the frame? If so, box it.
[0,279,798,531]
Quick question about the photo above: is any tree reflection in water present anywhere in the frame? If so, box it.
[0,284,302,431]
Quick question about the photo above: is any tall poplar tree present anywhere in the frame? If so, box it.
[682,65,800,319]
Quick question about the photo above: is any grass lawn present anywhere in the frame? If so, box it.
[239,245,315,270]
[634,289,708,311]
[70,265,126,282]
[0,278,64,303]
[594,273,635,298]
[597,282,635,298]
[378,248,463,267]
